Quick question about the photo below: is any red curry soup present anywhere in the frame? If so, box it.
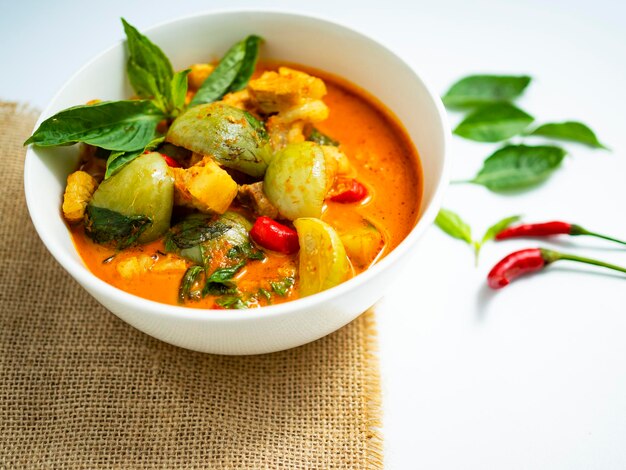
[27,29,421,309]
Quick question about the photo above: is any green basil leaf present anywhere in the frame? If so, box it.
[190,35,262,106]
[529,121,608,149]
[170,69,191,115]
[443,75,531,108]
[179,265,204,303]
[165,215,231,250]
[202,261,246,297]
[85,205,152,250]
[228,35,263,92]
[270,277,295,297]
[469,144,566,191]
[104,136,165,179]
[308,127,339,146]
[435,208,473,245]
[122,18,174,110]
[207,261,246,284]
[215,295,248,309]
[481,215,522,245]
[226,242,265,261]
[24,100,165,151]
[454,103,534,142]
[242,110,269,140]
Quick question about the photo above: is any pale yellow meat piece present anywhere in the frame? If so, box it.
[116,253,188,279]
[221,89,252,111]
[248,67,327,114]
[116,254,154,280]
[171,156,237,214]
[151,254,189,273]
[62,171,98,223]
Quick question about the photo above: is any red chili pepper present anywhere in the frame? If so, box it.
[495,221,626,246]
[250,216,300,254]
[161,154,181,168]
[488,248,626,289]
[329,178,368,203]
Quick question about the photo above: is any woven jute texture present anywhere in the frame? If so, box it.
[0,102,383,469]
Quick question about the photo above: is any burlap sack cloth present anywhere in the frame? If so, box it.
[0,103,383,469]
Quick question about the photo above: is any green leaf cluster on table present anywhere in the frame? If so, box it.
[24,19,263,179]
[435,208,521,263]
[443,74,608,192]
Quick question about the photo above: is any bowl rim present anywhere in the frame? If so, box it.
[24,8,451,322]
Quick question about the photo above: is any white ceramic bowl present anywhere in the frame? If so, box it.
[24,10,449,355]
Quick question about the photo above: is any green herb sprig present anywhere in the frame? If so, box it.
[435,208,521,263]
[24,19,263,178]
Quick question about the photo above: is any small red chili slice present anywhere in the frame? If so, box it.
[329,179,368,203]
[250,216,300,254]
[161,154,181,168]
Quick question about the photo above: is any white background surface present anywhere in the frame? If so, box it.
[3,1,626,468]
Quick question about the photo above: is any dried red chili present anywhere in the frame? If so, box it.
[488,248,626,289]
[250,216,300,254]
[495,221,626,246]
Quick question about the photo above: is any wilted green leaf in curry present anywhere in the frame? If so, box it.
[202,261,246,297]
[442,75,532,108]
[308,127,339,146]
[454,103,534,142]
[214,295,249,309]
[270,277,295,296]
[435,209,473,245]
[85,206,152,250]
[166,212,253,265]
[469,144,566,191]
[178,266,204,303]
[24,100,165,151]
[165,215,231,251]
[90,152,174,243]
[227,242,265,261]
[167,103,272,177]
[529,121,608,149]
[190,35,262,106]
[105,136,165,179]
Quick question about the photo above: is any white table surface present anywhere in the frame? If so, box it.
[3,1,626,468]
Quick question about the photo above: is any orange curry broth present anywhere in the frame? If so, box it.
[70,62,423,308]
